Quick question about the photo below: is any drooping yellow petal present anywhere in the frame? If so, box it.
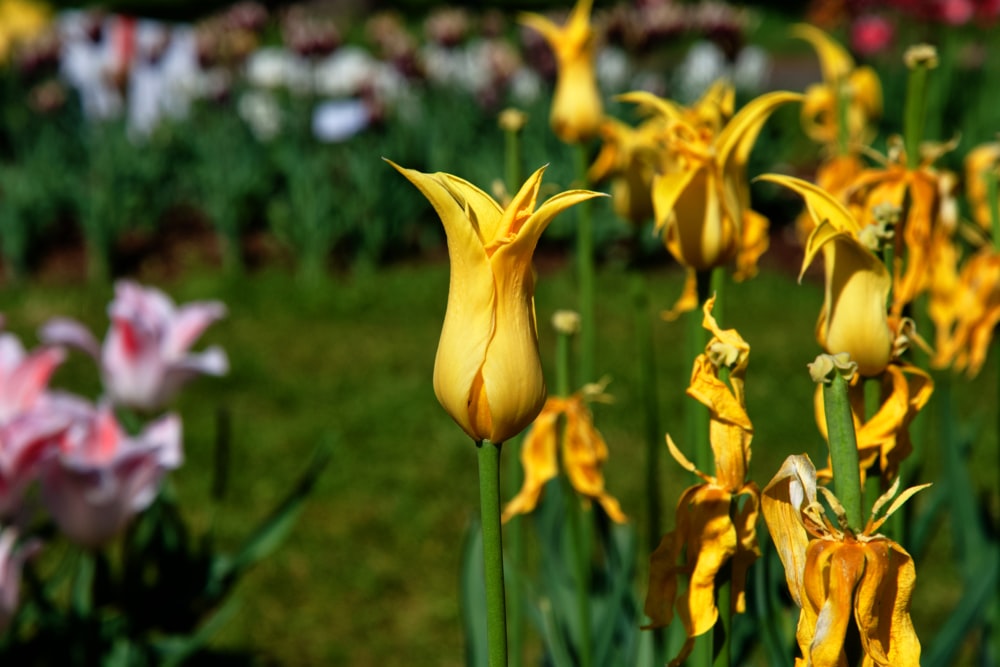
[804,540,866,667]
[730,485,762,615]
[734,209,769,281]
[761,454,820,608]
[855,540,921,667]
[662,269,700,322]
[675,485,737,639]
[964,141,1000,232]
[562,395,627,523]
[502,402,561,522]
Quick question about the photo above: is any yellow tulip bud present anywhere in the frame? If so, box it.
[388,160,604,443]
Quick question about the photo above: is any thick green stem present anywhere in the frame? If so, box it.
[575,144,597,384]
[630,271,662,552]
[713,575,732,667]
[986,168,1000,250]
[903,60,930,170]
[555,322,591,667]
[478,439,509,667]
[689,270,715,474]
[505,438,525,667]
[688,269,716,667]
[835,78,850,156]
[823,374,865,531]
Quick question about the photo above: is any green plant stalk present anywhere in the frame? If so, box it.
[689,270,716,474]
[823,373,865,531]
[713,572,732,667]
[987,169,1000,249]
[504,127,523,199]
[689,269,717,667]
[505,440,525,667]
[478,438,509,667]
[555,325,592,667]
[903,61,930,170]
[575,144,597,384]
[836,78,850,157]
[630,270,662,553]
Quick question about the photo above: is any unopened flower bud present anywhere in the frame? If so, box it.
[904,44,938,69]
[552,310,581,335]
[498,107,528,134]
[808,352,858,385]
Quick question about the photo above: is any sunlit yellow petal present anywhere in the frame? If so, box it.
[856,541,921,667]
[792,23,855,84]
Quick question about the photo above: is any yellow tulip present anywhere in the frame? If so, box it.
[587,116,662,226]
[643,298,759,666]
[758,174,894,377]
[0,0,51,62]
[761,454,925,667]
[931,247,1000,377]
[520,0,603,144]
[388,161,604,443]
[846,138,957,317]
[794,153,866,242]
[501,380,626,523]
[964,141,1000,232]
[649,91,800,273]
[793,23,883,149]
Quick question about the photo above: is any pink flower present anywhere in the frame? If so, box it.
[41,403,182,548]
[936,0,974,23]
[0,331,68,517]
[0,526,41,632]
[41,280,228,411]
[850,14,894,56]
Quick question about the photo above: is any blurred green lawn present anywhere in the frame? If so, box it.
[1,253,996,665]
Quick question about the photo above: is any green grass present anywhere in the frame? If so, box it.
[1,254,997,665]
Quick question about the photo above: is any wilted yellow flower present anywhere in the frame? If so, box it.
[846,137,957,317]
[761,454,925,667]
[759,174,894,377]
[965,141,1000,232]
[389,161,604,444]
[587,116,662,226]
[520,0,603,144]
[793,23,883,149]
[643,298,759,666]
[814,360,933,484]
[502,379,626,522]
[930,246,1000,377]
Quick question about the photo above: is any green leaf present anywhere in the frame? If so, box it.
[207,437,332,598]
[923,549,999,667]
[459,519,488,667]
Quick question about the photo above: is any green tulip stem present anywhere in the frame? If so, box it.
[903,56,931,170]
[713,568,732,667]
[689,269,720,667]
[986,168,1000,251]
[823,373,865,532]
[575,144,597,384]
[836,78,850,157]
[478,438,509,667]
[504,126,523,201]
[555,323,592,667]
[630,271,662,554]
